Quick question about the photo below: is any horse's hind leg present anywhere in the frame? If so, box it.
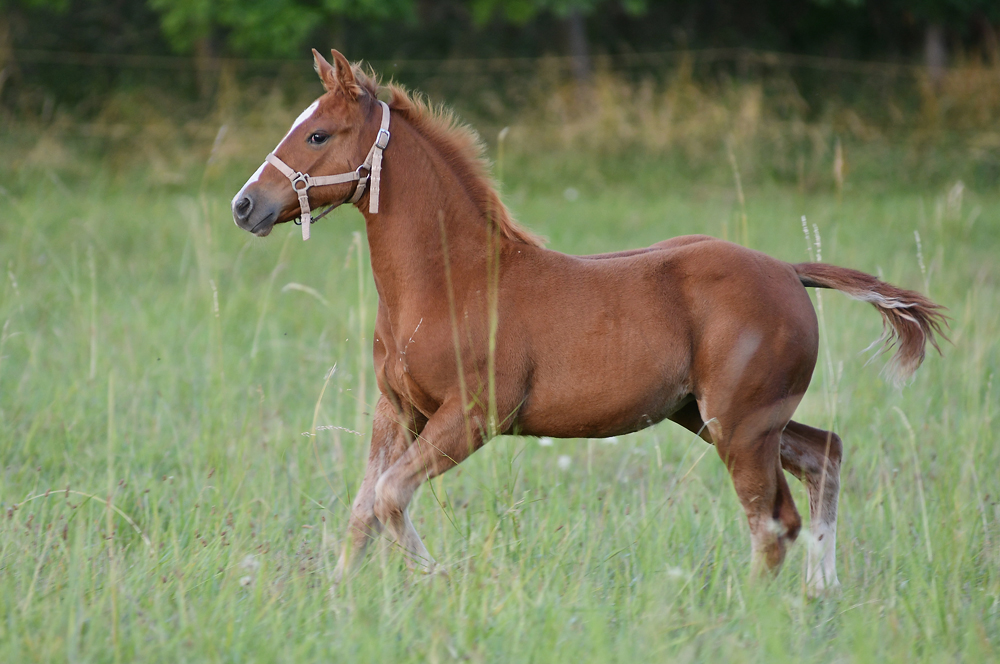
[671,398,802,576]
[728,428,803,577]
[696,388,803,578]
[780,421,843,596]
[671,404,841,592]
[334,395,425,582]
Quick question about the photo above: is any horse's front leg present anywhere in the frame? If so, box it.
[334,395,424,583]
[373,397,485,573]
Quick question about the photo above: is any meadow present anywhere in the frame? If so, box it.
[1,77,998,661]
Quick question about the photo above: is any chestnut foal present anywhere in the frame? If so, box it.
[232,50,945,595]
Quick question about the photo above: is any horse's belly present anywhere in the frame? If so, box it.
[517,350,691,438]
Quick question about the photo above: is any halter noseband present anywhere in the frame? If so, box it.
[265,99,391,240]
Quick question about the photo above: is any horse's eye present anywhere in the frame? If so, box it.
[308,132,330,145]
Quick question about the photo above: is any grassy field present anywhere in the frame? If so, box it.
[0,122,998,662]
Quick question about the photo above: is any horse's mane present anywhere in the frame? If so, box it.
[353,66,545,248]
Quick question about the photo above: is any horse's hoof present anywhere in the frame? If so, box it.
[412,562,449,583]
[806,579,842,600]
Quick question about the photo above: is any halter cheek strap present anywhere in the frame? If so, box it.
[266,99,390,241]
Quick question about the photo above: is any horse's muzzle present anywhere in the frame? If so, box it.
[232,193,279,236]
[233,195,253,221]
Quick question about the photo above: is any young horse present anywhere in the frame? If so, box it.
[232,50,946,596]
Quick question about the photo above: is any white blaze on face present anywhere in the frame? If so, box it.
[232,99,321,213]
[277,99,321,152]
[232,161,266,209]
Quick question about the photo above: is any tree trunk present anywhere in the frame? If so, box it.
[977,13,999,66]
[566,9,591,85]
[0,14,11,100]
[194,36,219,101]
[924,23,946,88]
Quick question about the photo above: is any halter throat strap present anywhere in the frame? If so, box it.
[265,99,390,241]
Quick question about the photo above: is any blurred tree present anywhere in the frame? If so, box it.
[4,0,1000,112]
[0,0,69,101]
[905,0,1000,82]
[147,0,413,96]
[470,0,647,82]
[817,0,1000,79]
[1,0,69,63]
[149,0,414,58]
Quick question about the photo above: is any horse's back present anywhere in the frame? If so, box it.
[577,234,717,260]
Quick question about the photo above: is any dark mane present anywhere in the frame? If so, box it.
[353,65,545,248]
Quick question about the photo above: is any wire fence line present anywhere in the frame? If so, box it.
[6,46,986,77]
[4,45,997,155]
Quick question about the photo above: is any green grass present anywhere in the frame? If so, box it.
[0,141,998,662]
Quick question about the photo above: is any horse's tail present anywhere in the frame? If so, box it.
[793,262,948,386]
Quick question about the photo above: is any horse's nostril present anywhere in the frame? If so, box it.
[235,196,253,220]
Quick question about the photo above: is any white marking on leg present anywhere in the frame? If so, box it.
[806,520,840,593]
[373,471,436,572]
[748,514,785,576]
[398,509,435,572]
[806,479,841,595]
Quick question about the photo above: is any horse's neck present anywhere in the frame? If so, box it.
[360,116,498,311]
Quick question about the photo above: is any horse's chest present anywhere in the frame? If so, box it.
[393,357,440,415]
[375,329,442,416]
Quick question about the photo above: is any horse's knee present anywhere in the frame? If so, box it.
[373,472,407,525]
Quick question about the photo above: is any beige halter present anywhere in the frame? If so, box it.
[265,99,390,240]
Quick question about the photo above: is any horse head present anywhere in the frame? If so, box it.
[231,49,380,237]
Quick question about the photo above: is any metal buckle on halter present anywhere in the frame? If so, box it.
[291,172,310,191]
[375,128,391,150]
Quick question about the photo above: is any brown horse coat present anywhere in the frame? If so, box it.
[232,50,946,595]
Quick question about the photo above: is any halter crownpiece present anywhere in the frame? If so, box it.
[266,99,391,240]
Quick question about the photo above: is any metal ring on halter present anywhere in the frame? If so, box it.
[291,173,310,191]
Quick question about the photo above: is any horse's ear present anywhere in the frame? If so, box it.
[325,49,362,99]
[312,48,338,92]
